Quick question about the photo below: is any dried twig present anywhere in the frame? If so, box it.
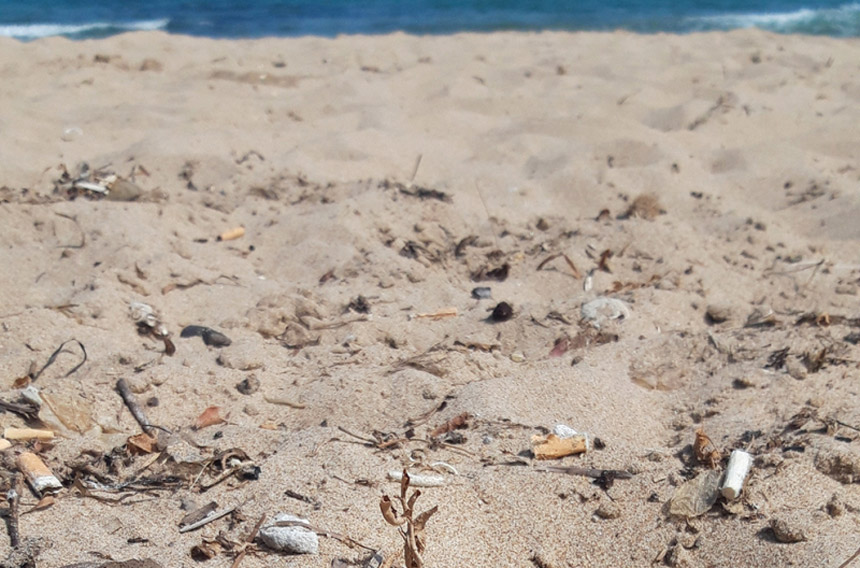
[5,473,22,548]
[179,505,238,534]
[839,544,860,568]
[116,378,156,436]
[230,513,266,568]
[31,339,87,381]
[379,470,438,568]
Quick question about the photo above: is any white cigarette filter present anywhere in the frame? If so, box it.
[720,449,752,500]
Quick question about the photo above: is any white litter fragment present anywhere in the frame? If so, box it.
[581,297,631,328]
[553,424,591,451]
[387,470,446,487]
[259,513,319,555]
[720,449,753,500]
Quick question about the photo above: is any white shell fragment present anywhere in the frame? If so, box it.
[259,513,319,555]
[387,470,446,487]
[581,297,631,328]
[720,449,753,500]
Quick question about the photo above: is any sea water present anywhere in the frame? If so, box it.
[1,0,859,40]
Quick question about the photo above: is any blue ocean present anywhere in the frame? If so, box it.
[1,0,859,40]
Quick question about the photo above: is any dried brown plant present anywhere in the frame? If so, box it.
[380,470,438,568]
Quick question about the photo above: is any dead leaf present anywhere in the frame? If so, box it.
[194,406,225,429]
[126,432,157,455]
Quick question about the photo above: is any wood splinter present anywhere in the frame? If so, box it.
[531,433,588,460]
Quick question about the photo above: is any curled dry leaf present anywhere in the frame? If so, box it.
[127,432,158,455]
[195,406,225,429]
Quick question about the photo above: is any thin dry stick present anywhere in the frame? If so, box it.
[178,505,237,534]
[230,513,266,568]
[31,339,87,381]
[839,544,860,568]
[116,378,155,435]
[5,473,22,548]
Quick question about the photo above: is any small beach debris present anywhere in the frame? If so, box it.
[411,307,458,320]
[536,253,582,279]
[472,263,510,282]
[236,374,260,395]
[770,514,810,543]
[745,306,777,328]
[217,226,245,241]
[694,428,721,469]
[490,301,514,322]
[180,325,232,347]
[581,297,630,328]
[471,286,492,300]
[3,428,54,441]
[721,449,752,500]
[17,452,63,496]
[259,513,319,555]
[29,338,87,382]
[126,432,158,455]
[387,470,446,487]
[668,470,722,518]
[194,406,226,430]
[179,504,239,534]
[705,303,732,324]
[380,470,438,568]
[531,429,588,460]
[429,412,469,438]
[130,302,175,355]
[116,378,157,437]
[549,336,571,357]
[621,192,663,220]
[54,162,146,201]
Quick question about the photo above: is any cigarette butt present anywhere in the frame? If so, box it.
[413,307,458,320]
[4,427,55,441]
[720,449,753,500]
[531,433,588,459]
[217,226,245,241]
[387,470,446,487]
[0,439,11,450]
[17,452,63,495]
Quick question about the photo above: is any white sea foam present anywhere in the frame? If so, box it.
[690,2,860,34]
[0,18,169,39]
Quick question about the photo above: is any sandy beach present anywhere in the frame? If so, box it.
[1,29,859,567]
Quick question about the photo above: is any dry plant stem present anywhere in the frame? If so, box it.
[6,473,22,548]
[230,513,266,568]
[839,545,860,568]
[116,378,155,435]
[178,505,237,533]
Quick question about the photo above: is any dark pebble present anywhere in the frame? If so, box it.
[471,287,492,300]
[490,302,513,322]
[237,374,261,395]
[181,325,232,347]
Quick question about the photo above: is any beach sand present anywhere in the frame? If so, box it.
[0,29,859,567]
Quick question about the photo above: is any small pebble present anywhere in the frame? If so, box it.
[237,374,261,395]
[770,515,809,543]
[490,301,513,322]
[471,286,492,300]
[594,501,621,519]
[705,303,732,324]
[259,513,319,554]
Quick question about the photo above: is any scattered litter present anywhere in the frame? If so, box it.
[130,302,175,355]
[387,470,446,487]
[668,469,722,518]
[471,286,492,300]
[17,452,63,496]
[3,428,54,441]
[259,513,320,554]
[217,226,245,241]
[180,325,232,347]
[531,430,588,460]
[53,162,146,201]
[721,449,752,500]
[411,307,458,320]
[581,297,630,327]
[490,301,514,322]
